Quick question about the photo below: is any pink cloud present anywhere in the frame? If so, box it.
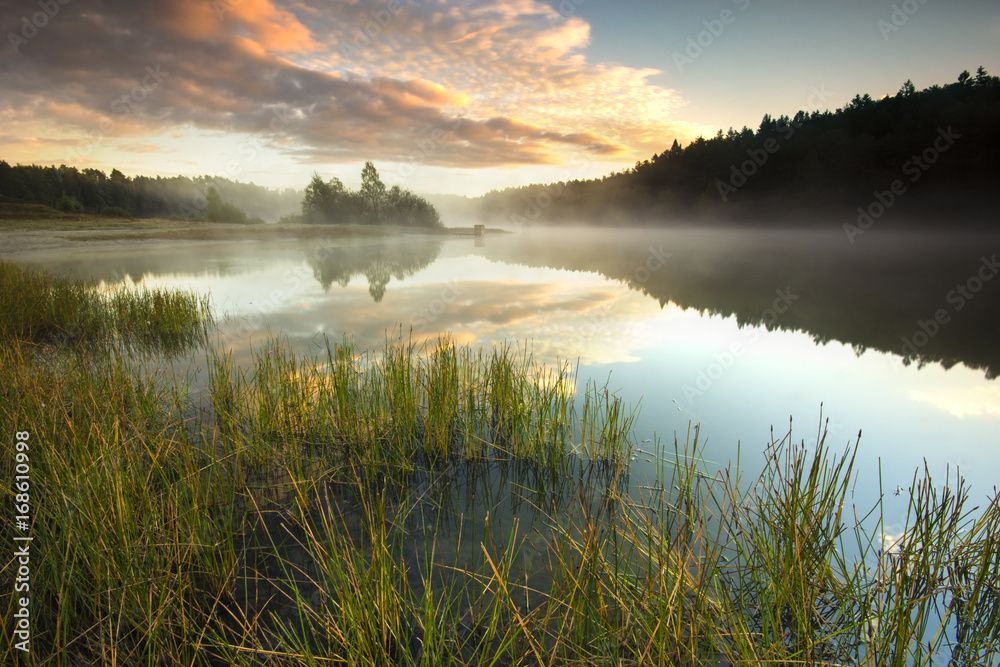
[0,0,700,172]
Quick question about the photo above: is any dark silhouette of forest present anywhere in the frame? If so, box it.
[0,162,300,222]
[476,68,1000,227]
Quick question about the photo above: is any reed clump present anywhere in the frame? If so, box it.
[0,259,209,351]
[203,334,632,473]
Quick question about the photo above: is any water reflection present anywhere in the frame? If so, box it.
[13,240,293,284]
[471,227,1000,379]
[232,453,632,656]
[307,236,442,302]
[23,227,999,381]
[8,227,1000,510]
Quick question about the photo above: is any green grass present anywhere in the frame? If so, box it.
[0,259,209,351]
[0,262,997,665]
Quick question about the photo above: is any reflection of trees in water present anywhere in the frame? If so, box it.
[481,231,1000,379]
[19,246,263,285]
[308,238,442,302]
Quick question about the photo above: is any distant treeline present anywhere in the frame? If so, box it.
[476,67,1000,226]
[0,161,301,222]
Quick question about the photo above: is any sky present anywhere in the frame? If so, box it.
[0,0,997,196]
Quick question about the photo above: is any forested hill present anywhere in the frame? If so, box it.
[476,68,1000,227]
[0,163,301,222]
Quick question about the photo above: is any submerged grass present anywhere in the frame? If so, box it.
[0,262,998,665]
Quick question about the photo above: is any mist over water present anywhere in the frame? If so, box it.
[15,224,1000,525]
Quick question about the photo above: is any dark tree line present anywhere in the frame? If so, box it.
[292,161,442,228]
[0,162,301,222]
[477,67,1000,226]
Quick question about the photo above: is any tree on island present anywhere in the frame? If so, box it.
[385,185,441,227]
[302,174,353,223]
[359,161,386,224]
[298,162,441,228]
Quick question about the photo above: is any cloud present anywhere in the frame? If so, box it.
[908,385,1000,418]
[0,0,698,171]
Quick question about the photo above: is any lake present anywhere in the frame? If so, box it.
[11,224,1000,533]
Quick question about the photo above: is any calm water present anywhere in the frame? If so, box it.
[13,226,1000,534]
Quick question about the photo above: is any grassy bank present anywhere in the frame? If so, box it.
[0,261,997,665]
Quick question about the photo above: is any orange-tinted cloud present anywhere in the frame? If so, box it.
[225,0,320,52]
[160,0,318,51]
[0,0,700,171]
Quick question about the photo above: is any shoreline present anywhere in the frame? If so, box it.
[0,216,495,259]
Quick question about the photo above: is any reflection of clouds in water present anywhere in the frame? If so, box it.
[20,235,1000,518]
[908,385,1000,419]
[402,279,673,366]
[423,280,663,365]
[163,246,699,367]
[881,528,907,555]
[138,247,1000,427]
[216,275,678,367]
